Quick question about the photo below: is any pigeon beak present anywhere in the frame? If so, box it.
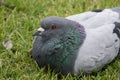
[33,27,45,36]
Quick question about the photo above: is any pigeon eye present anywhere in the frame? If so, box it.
[50,24,57,30]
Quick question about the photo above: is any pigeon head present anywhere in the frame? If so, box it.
[32,16,86,74]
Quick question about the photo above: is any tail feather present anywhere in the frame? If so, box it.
[113,22,120,38]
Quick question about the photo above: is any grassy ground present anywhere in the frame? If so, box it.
[0,0,120,80]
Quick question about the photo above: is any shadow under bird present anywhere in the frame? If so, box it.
[31,7,120,75]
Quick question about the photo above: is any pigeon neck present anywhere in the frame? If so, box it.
[48,23,86,74]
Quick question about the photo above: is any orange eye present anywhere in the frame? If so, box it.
[50,24,57,30]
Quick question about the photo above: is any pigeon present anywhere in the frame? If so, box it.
[31,7,120,75]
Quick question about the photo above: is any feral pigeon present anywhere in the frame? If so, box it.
[31,7,120,75]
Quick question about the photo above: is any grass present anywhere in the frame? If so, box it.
[0,0,120,80]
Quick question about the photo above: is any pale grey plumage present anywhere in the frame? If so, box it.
[112,7,120,18]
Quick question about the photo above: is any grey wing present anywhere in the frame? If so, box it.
[66,11,97,22]
[74,24,120,74]
[66,7,120,29]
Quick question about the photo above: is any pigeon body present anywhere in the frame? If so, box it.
[32,7,120,75]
